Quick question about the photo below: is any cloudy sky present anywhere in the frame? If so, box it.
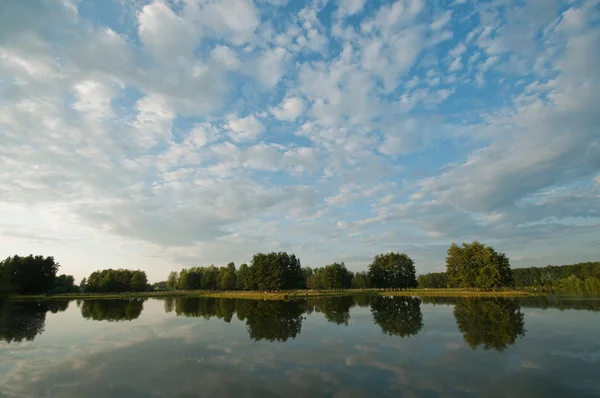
[0,0,598,282]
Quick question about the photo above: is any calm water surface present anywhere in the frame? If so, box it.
[1,296,599,397]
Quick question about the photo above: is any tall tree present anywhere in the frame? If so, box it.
[368,253,417,290]
[1,255,60,294]
[236,264,249,290]
[446,242,513,290]
[166,271,179,290]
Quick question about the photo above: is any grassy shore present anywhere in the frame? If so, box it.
[10,288,540,301]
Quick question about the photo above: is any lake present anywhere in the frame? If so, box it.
[1,296,599,397]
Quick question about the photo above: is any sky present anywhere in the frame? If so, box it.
[0,0,599,283]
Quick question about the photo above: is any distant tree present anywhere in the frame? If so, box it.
[417,272,448,288]
[236,264,249,290]
[301,267,313,288]
[79,277,87,292]
[368,253,417,290]
[218,263,237,290]
[152,281,168,290]
[85,269,148,293]
[178,269,190,290]
[371,296,423,337]
[52,274,78,294]
[446,242,513,290]
[166,271,179,290]
[320,262,353,289]
[351,271,370,289]
[453,298,525,351]
[247,252,303,290]
[1,255,60,294]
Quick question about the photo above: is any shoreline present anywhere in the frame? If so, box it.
[9,288,541,301]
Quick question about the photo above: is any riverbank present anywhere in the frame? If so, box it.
[10,288,540,301]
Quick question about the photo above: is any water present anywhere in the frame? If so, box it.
[1,296,599,397]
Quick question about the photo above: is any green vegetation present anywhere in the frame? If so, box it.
[417,272,447,289]
[0,255,77,296]
[305,262,354,289]
[368,252,418,290]
[419,260,600,296]
[83,269,148,293]
[446,242,513,290]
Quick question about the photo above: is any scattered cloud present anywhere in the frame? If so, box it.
[0,0,598,281]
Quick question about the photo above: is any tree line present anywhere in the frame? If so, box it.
[0,255,78,296]
[418,254,600,295]
[82,269,149,293]
[2,296,534,351]
[167,252,418,292]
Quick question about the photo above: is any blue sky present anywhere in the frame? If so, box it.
[0,0,599,282]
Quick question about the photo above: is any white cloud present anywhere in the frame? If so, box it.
[337,0,365,18]
[225,115,265,143]
[270,97,305,121]
[210,45,240,69]
[254,47,288,87]
[138,1,198,62]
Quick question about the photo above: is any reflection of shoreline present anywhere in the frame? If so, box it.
[422,296,600,312]
[3,295,598,345]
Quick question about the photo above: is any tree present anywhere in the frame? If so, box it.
[167,271,179,290]
[218,263,237,290]
[52,274,78,294]
[320,262,353,289]
[371,296,423,337]
[368,253,417,290]
[85,269,148,293]
[236,264,249,290]
[79,277,87,292]
[453,298,525,351]
[446,242,513,290]
[1,255,60,294]
[247,252,303,290]
[417,272,448,288]
[351,271,370,289]
[130,271,148,292]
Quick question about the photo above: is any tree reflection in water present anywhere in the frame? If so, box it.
[0,300,69,343]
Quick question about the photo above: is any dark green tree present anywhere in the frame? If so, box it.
[417,272,448,288]
[52,274,78,294]
[247,252,303,290]
[167,271,179,290]
[236,263,249,290]
[218,263,237,290]
[371,296,423,337]
[368,252,417,289]
[1,255,60,294]
[453,298,526,351]
[446,242,513,290]
[351,271,370,289]
[320,262,353,289]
